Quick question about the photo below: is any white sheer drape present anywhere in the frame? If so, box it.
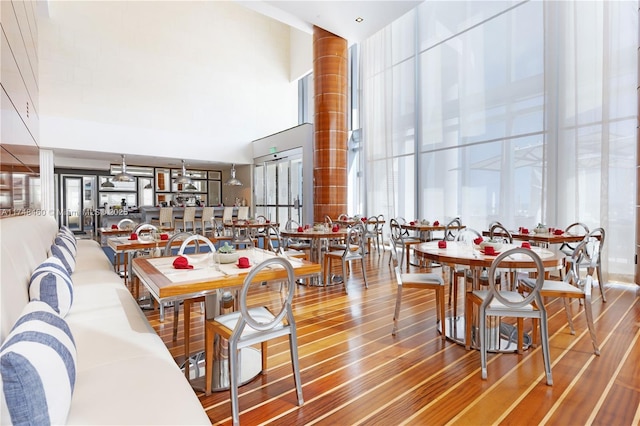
[361,1,636,281]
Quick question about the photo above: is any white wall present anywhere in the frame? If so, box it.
[38,1,300,165]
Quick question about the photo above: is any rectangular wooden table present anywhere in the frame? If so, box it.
[132,249,321,391]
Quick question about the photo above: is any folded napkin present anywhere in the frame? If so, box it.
[173,256,193,269]
[521,242,531,249]
[473,237,484,245]
[483,246,496,255]
[554,229,564,235]
[332,225,340,232]
[409,221,415,226]
[129,233,138,240]
[433,220,440,226]
[297,226,304,232]
[160,233,169,240]
[438,240,447,249]
[111,224,118,229]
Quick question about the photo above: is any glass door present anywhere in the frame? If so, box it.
[254,153,304,228]
[61,175,96,235]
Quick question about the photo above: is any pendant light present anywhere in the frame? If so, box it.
[112,155,134,182]
[101,177,115,188]
[175,160,193,185]
[224,164,243,186]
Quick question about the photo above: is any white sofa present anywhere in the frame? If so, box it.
[0,214,210,425]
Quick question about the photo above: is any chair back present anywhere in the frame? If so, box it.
[183,207,196,222]
[117,218,136,230]
[163,232,195,256]
[237,257,296,333]
[489,223,513,243]
[454,227,482,244]
[444,217,463,241]
[487,248,544,309]
[134,223,158,234]
[559,222,590,255]
[158,207,173,227]
[337,213,349,221]
[343,223,366,261]
[178,234,216,255]
[222,207,234,223]
[571,227,604,274]
[265,224,285,255]
[237,206,249,221]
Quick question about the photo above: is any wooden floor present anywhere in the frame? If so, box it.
[142,249,640,426]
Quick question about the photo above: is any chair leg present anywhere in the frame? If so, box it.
[261,341,268,372]
[562,297,576,335]
[596,265,606,302]
[437,287,446,340]
[361,258,368,289]
[342,261,348,294]
[479,310,487,379]
[583,295,601,355]
[539,311,553,385]
[229,341,241,426]
[289,332,304,406]
[392,284,403,335]
[465,295,473,350]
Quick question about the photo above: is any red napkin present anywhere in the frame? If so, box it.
[522,228,529,234]
[409,221,415,226]
[521,242,531,249]
[473,237,484,245]
[129,233,138,240]
[332,225,339,232]
[554,229,564,235]
[361,217,367,222]
[484,246,495,255]
[433,220,440,226]
[265,220,271,223]
[297,226,304,232]
[237,256,250,268]
[173,255,193,269]
[304,224,310,230]
[111,224,118,229]
[438,240,447,249]
[160,233,169,240]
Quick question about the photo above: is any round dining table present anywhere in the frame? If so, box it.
[413,241,566,352]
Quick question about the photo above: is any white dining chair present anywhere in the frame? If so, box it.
[465,247,553,385]
[204,257,304,426]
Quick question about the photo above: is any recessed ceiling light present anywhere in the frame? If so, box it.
[355,17,364,23]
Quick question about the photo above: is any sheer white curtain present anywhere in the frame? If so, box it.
[361,1,636,281]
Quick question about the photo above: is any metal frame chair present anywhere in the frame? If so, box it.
[323,222,368,293]
[465,247,553,385]
[391,263,446,340]
[204,257,304,426]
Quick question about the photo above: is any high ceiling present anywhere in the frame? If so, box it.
[2,0,423,172]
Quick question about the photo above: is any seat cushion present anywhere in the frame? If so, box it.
[0,301,77,426]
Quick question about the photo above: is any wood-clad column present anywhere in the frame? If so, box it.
[313,26,348,222]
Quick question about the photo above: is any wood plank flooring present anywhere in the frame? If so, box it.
[142,250,640,425]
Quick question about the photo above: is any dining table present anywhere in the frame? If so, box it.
[482,229,587,247]
[413,240,565,352]
[400,222,466,242]
[132,248,321,391]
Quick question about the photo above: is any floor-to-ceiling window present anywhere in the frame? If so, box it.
[361,0,637,282]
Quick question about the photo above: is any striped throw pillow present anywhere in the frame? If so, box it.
[50,244,75,274]
[29,256,74,317]
[55,234,77,257]
[0,301,77,425]
[59,226,75,240]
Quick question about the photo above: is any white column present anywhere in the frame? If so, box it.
[39,149,55,217]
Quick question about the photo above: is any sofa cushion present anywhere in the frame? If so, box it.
[51,243,76,274]
[59,226,75,240]
[0,301,77,426]
[29,256,74,317]
[56,233,77,256]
